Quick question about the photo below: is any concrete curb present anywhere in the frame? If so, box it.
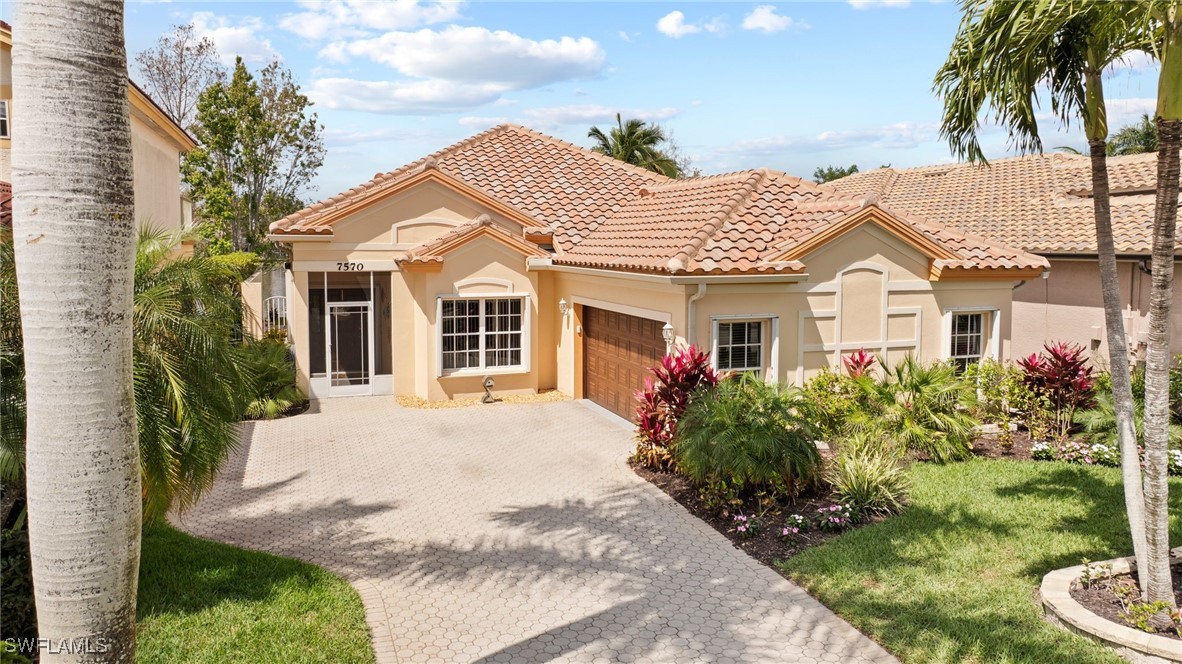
[1040,548,1182,663]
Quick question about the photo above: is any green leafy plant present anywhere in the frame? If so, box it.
[1077,558,1112,590]
[1076,391,1182,449]
[826,433,912,516]
[731,513,762,539]
[239,338,306,420]
[800,368,864,442]
[674,373,821,497]
[847,356,979,463]
[1123,600,1179,636]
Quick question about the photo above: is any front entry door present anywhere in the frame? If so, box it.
[328,302,372,396]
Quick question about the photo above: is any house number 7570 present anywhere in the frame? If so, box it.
[336,262,365,271]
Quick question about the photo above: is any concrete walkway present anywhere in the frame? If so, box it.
[176,397,896,664]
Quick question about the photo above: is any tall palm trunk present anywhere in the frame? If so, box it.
[1141,8,1181,608]
[12,1,142,658]
[1083,65,1148,590]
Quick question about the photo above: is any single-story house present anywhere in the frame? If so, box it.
[0,20,197,236]
[268,124,1047,418]
[830,152,1182,364]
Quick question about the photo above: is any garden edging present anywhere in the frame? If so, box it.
[1040,548,1182,663]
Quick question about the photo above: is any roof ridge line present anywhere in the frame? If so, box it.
[667,169,767,273]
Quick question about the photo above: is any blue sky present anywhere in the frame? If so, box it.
[9,1,1162,198]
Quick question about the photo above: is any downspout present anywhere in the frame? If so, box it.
[687,283,707,346]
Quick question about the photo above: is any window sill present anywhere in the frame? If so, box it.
[439,367,530,379]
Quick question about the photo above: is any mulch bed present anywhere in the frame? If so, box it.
[970,429,1036,460]
[631,462,885,565]
[1070,564,1182,640]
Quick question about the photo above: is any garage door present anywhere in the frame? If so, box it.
[583,307,666,421]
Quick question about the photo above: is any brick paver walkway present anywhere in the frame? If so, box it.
[176,397,896,664]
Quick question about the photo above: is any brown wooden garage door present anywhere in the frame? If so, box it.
[583,307,665,421]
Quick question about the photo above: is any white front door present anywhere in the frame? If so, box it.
[328,301,373,397]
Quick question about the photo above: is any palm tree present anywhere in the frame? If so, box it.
[1108,113,1158,155]
[934,0,1154,594]
[133,227,253,520]
[588,114,682,177]
[11,0,142,656]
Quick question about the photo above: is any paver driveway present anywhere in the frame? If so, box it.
[177,397,896,664]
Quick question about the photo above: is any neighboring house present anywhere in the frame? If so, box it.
[268,124,1046,417]
[830,153,1182,364]
[0,21,196,235]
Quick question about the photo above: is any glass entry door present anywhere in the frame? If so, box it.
[328,302,372,396]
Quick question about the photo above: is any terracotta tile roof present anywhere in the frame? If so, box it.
[275,124,1045,277]
[0,182,11,228]
[556,169,1046,275]
[271,124,668,251]
[398,213,548,268]
[829,151,1181,255]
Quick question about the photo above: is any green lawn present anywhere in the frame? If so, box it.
[779,460,1182,664]
[137,524,374,664]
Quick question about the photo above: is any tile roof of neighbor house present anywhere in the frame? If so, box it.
[828,151,1182,255]
[272,124,1047,276]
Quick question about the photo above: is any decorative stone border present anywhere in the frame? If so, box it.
[1040,547,1182,663]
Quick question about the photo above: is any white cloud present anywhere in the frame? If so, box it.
[742,5,794,32]
[723,122,937,157]
[656,11,723,38]
[191,12,279,65]
[522,104,682,128]
[279,0,462,40]
[309,78,505,114]
[323,126,419,146]
[848,0,911,8]
[321,26,605,90]
[459,116,511,129]
[1105,97,1157,127]
[1107,50,1157,74]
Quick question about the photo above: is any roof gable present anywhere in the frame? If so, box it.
[397,214,548,271]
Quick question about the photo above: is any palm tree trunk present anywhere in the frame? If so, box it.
[11,1,142,659]
[1141,9,1181,610]
[1087,138,1149,584]
[1143,116,1179,608]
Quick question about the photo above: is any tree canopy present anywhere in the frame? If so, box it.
[1108,113,1158,155]
[183,58,325,255]
[588,114,682,178]
[813,164,859,183]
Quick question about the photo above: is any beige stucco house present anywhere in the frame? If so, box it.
[268,124,1046,418]
[0,21,196,235]
[832,152,1182,364]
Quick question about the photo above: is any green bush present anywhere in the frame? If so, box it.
[1076,391,1182,449]
[1130,358,1182,425]
[800,368,864,442]
[961,358,1030,425]
[826,433,911,516]
[848,356,979,463]
[238,338,306,420]
[1,526,36,645]
[674,374,821,497]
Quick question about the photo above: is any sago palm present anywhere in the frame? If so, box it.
[588,113,681,177]
[133,226,253,520]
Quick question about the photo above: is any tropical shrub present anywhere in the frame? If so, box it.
[961,358,1030,424]
[1130,359,1182,425]
[826,440,912,516]
[847,356,978,463]
[842,348,877,378]
[1076,391,1182,449]
[633,345,720,470]
[674,374,821,497]
[240,338,306,419]
[1019,342,1095,440]
[800,368,864,442]
[1,526,36,645]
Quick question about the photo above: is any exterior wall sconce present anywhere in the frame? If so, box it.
[662,322,675,350]
[558,298,569,316]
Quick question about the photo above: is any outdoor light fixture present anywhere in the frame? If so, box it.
[558,298,569,316]
[662,322,675,349]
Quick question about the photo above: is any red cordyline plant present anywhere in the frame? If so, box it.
[634,345,721,470]
[1018,341,1096,440]
[843,348,877,378]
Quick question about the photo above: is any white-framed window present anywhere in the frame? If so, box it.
[949,312,984,372]
[439,295,527,373]
[0,100,10,139]
[716,320,764,372]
